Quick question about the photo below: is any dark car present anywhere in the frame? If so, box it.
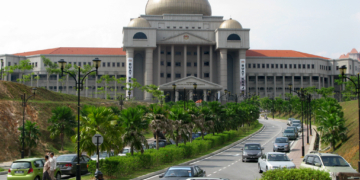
[159,165,206,179]
[56,154,91,176]
[286,126,298,137]
[151,139,172,148]
[283,129,297,140]
[273,137,290,152]
[241,143,264,162]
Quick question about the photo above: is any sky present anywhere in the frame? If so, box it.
[0,0,359,59]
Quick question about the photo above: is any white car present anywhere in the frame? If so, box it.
[258,152,296,173]
[118,147,130,156]
[90,151,114,161]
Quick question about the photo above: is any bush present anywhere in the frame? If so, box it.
[260,168,331,180]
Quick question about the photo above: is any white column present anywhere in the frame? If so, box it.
[30,74,33,86]
[318,76,321,89]
[210,46,213,82]
[189,90,193,101]
[203,89,207,102]
[220,49,228,91]
[145,48,154,101]
[171,45,175,81]
[310,75,312,87]
[197,45,200,78]
[158,46,161,85]
[255,74,258,95]
[282,75,285,99]
[323,76,325,87]
[274,75,276,97]
[331,75,334,87]
[301,75,303,88]
[175,90,179,102]
[292,75,295,91]
[56,74,59,92]
[95,75,98,98]
[184,45,187,78]
[126,48,134,100]
[36,72,39,87]
[265,75,268,97]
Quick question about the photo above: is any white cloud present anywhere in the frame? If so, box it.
[356,12,360,22]
[316,51,328,57]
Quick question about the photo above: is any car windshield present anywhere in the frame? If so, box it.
[268,154,290,161]
[57,156,74,162]
[287,127,296,130]
[245,144,261,150]
[164,167,192,177]
[11,162,31,169]
[321,156,350,167]
[91,152,108,158]
[275,138,288,143]
[284,130,294,133]
[122,149,130,154]
[293,123,301,127]
[293,121,301,124]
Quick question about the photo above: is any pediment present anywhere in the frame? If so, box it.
[159,76,222,90]
[159,32,215,45]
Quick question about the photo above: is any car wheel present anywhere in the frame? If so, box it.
[258,164,263,173]
[56,172,61,180]
[266,167,268,172]
[242,158,244,162]
[34,176,40,180]
[273,150,276,152]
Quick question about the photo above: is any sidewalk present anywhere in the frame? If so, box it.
[287,123,316,168]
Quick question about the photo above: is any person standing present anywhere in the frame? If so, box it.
[49,152,56,180]
[43,155,51,180]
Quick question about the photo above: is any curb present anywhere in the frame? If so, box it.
[131,125,265,180]
[0,171,8,175]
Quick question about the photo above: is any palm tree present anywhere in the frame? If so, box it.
[168,107,191,146]
[145,104,172,150]
[120,107,149,155]
[73,106,123,156]
[18,120,41,157]
[47,106,76,151]
[199,106,214,139]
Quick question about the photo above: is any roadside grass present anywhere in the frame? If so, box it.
[0,168,4,172]
[70,123,263,180]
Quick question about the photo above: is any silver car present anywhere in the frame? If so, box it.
[287,118,295,125]
[292,123,302,132]
[258,152,296,173]
[286,126,298,137]
[291,120,301,126]
[241,143,264,162]
[273,137,290,153]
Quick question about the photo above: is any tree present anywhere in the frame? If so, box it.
[119,107,149,155]
[18,120,41,156]
[96,74,115,99]
[168,106,191,146]
[47,106,76,151]
[15,59,34,84]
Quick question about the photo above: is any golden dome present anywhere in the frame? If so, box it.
[145,0,212,16]
[219,19,243,29]
[128,17,151,28]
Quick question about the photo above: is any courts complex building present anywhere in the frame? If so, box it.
[0,0,358,101]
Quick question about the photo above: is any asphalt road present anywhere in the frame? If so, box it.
[0,173,87,180]
[145,118,296,180]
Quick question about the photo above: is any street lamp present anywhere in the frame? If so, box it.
[288,83,305,158]
[338,65,360,172]
[0,59,3,80]
[21,88,37,159]
[59,58,101,180]
[193,83,197,102]
[172,84,176,102]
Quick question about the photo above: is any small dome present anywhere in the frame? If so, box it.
[128,17,151,28]
[146,0,212,16]
[219,19,242,29]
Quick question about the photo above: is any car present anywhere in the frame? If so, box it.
[258,152,296,173]
[159,165,206,179]
[286,126,298,137]
[56,154,91,176]
[287,118,295,125]
[151,139,173,148]
[273,137,290,153]
[186,178,229,180]
[290,120,301,127]
[7,158,62,180]
[90,151,115,161]
[282,129,297,140]
[192,132,202,140]
[300,151,358,178]
[241,143,264,162]
[118,147,130,156]
[292,123,302,132]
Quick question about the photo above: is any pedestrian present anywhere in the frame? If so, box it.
[43,155,51,180]
[49,152,56,180]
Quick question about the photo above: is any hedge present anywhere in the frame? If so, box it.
[88,121,261,178]
[260,168,331,180]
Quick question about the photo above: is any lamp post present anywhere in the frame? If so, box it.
[58,58,101,180]
[338,65,360,172]
[183,84,197,110]
[0,59,3,80]
[288,83,305,157]
[193,83,197,102]
[172,84,176,102]
[21,88,37,158]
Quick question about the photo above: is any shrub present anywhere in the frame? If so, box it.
[260,168,331,180]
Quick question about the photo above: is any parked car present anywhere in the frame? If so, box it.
[273,137,290,153]
[287,118,296,125]
[292,123,302,132]
[7,158,62,180]
[151,139,173,148]
[90,151,115,161]
[241,143,264,162]
[192,132,202,140]
[286,126,298,137]
[282,129,297,140]
[258,152,296,173]
[290,120,301,126]
[56,154,91,176]
[159,165,206,179]
[118,147,130,156]
[300,151,358,178]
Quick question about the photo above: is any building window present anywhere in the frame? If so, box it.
[187,62,191,67]
[175,52,181,55]
[78,62,81,66]
[113,63,115,67]
[173,26,176,29]
[8,62,11,66]
[227,34,241,41]
[289,64,292,69]
[117,63,120,67]
[198,27,201,29]
[298,64,301,69]
[257,64,260,68]
[294,64,296,69]
[167,26,170,29]
[320,65,322,70]
[194,73,197,77]
[161,61,164,66]
[83,62,86,66]
[271,64,274,68]
[194,52,197,55]
[186,27,189,29]
[336,66,339,70]
[167,62,171,67]
[248,64,251,68]
[179,26,182,29]
[326,66,328,70]
[329,66,331,71]
[253,64,256,68]
[133,32,147,39]
[167,52,171,55]
[284,64,287,68]
[88,62,91,65]
[204,51,209,55]
[312,64,314,69]
[167,74,171,78]
[120,75,126,78]
[35,62,38,67]
[161,51,164,54]
[187,52,191,55]
[303,64,306,69]
[102,62,105,67]
[107,62,110,67]
[14,63,17,66]
[187,74,191,77]
[194,62,197,67]
[192,27,195,29]
[175,62,181,67]
[280,64,283,69]
[204,62,209,66]
[275,64,278,68]
[175,74,181,78]
[350,65,352,70]
[262,64,265,68]
[204,73,210,78]
[266,64,269,68]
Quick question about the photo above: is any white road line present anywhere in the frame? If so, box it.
[144,175,159,180]
[190,161,200,165]
[208,174,212,176]
[213,171,217,174]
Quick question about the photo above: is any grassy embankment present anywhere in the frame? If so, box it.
[71,123,264,180]
[0,168,4,172]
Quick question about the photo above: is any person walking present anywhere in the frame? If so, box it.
[43,155,52,180]
[49,152,56,180]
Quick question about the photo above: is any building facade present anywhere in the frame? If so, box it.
[0,0,358,101]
